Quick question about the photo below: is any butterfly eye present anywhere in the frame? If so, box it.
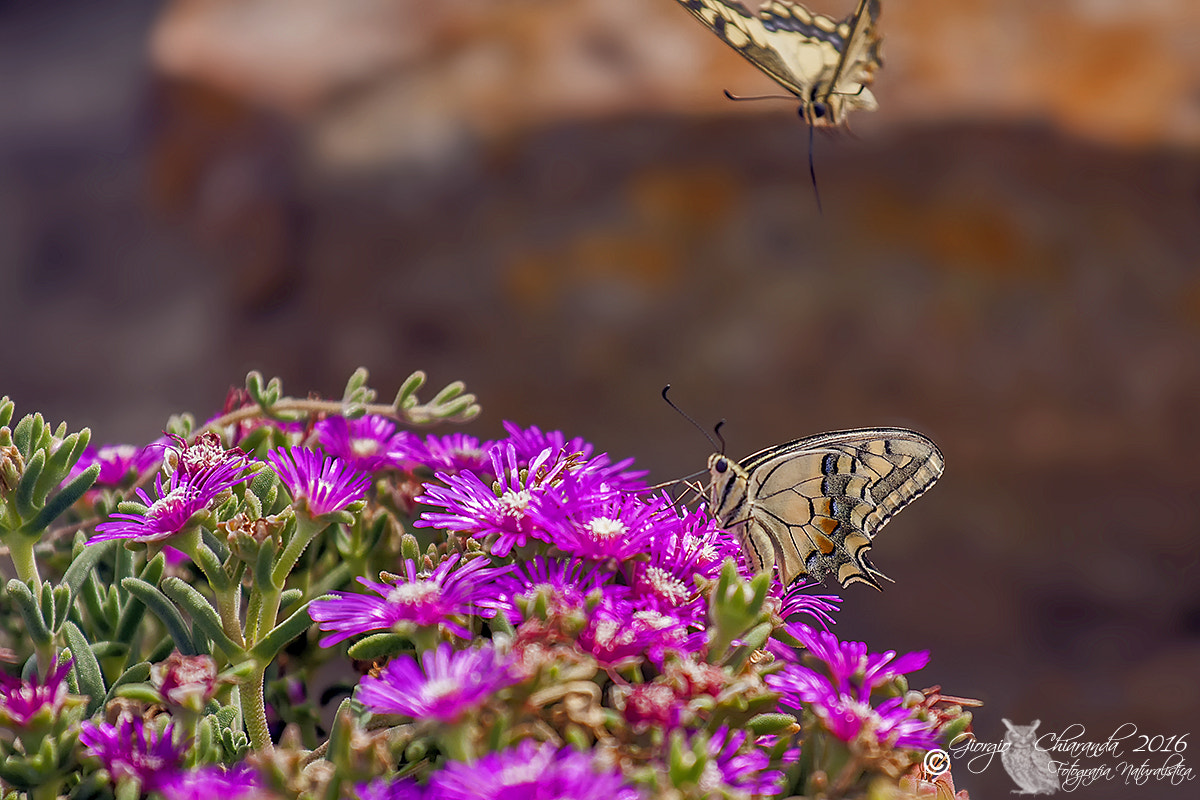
[812,101,828,119]
[714,458,728,474]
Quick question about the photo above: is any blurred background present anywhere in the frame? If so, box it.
[2,0,1198,795]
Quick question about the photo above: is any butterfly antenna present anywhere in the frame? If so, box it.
[713,419,727,456]
[724,89,797,103]
[807,120,823,215]
[662,385,719,452]
[646,468,707,492]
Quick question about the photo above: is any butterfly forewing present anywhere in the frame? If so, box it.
[674,0,882,125]
[708,428,943,588]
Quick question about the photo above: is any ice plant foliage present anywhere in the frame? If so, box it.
[0,372,972,799]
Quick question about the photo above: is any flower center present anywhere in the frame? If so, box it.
[591,618,622,648]
[352,438,382,458]
[147,487,197,521]
[498,489,532,518]
[422,677,461,702]
[587,517,625,541]
[181,432,226,473]
[388,582,440,607]
[641,566,691,605]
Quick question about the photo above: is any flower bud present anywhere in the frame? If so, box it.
[151,652,219,714]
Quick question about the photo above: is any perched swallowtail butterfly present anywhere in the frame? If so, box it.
[707,428,942,589]
[674,0,883,127]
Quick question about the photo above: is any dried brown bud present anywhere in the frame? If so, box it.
[0,442,24,496]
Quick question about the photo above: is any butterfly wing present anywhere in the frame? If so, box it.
[709,428,942,588]
[674,0,882,125]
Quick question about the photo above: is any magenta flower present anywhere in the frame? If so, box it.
[489,557,626,624]
[627,504,743,626]
[664,505,745,581]
[693,726,788,797]
[78,716,184,791]
[786,623,930,689]
[0,660,75,730]
[416,445,565,556]
[163,431,250,481]
[352,778,424,800]
[577,599,651,667]
[778,581,842,630]
[89,456,253,544]
[769,665,938,750]
[268,447,371,516]
[767,625,937,750]
[543,489,666,562]
[501,422,647,491]
[388,432,496,476]
[315,415,417,473]
[158,764,268,799]
[309,554,510,645]
[577,600,695,667]
[69,442,162,487]
[431,739,643,800]
[357,642,515,722]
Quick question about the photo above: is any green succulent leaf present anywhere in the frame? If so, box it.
[62,621,106,715]
[121,577,198,656]
[346,633,410,661]
[6,579,52,646]
[248,599,319,664]
[26,463,99,533]
[160,577,243,659]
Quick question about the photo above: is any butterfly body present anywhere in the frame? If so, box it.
[676,0,882,126]
[708,428,943,588]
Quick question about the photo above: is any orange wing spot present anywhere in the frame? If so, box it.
[813,515,839,536]
[810,528,838,556]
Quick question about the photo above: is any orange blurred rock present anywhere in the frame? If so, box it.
[150,0,1200,165]
[882,0,1200,146]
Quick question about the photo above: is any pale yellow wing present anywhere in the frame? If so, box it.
[709,428,942,588]
[674,0,882,125]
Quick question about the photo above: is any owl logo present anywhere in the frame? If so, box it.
[1001,719,1061,794]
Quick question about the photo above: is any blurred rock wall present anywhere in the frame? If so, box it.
[2,2,1199,797]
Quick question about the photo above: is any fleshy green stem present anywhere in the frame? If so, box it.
[271,516,326,588]
[242,668,272,751]
[31,780,64,800]
[215,587,246,649]
[256,588,282,648]
[6,534,41,591]
[240,515,328,751]
[438,718,476,763]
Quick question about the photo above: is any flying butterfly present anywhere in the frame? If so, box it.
[707,428,943,589]
[673,0,883,209]
[673,0,883,126]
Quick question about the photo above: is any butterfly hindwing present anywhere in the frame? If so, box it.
[675,0,882,125]
[708,428,943,588]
